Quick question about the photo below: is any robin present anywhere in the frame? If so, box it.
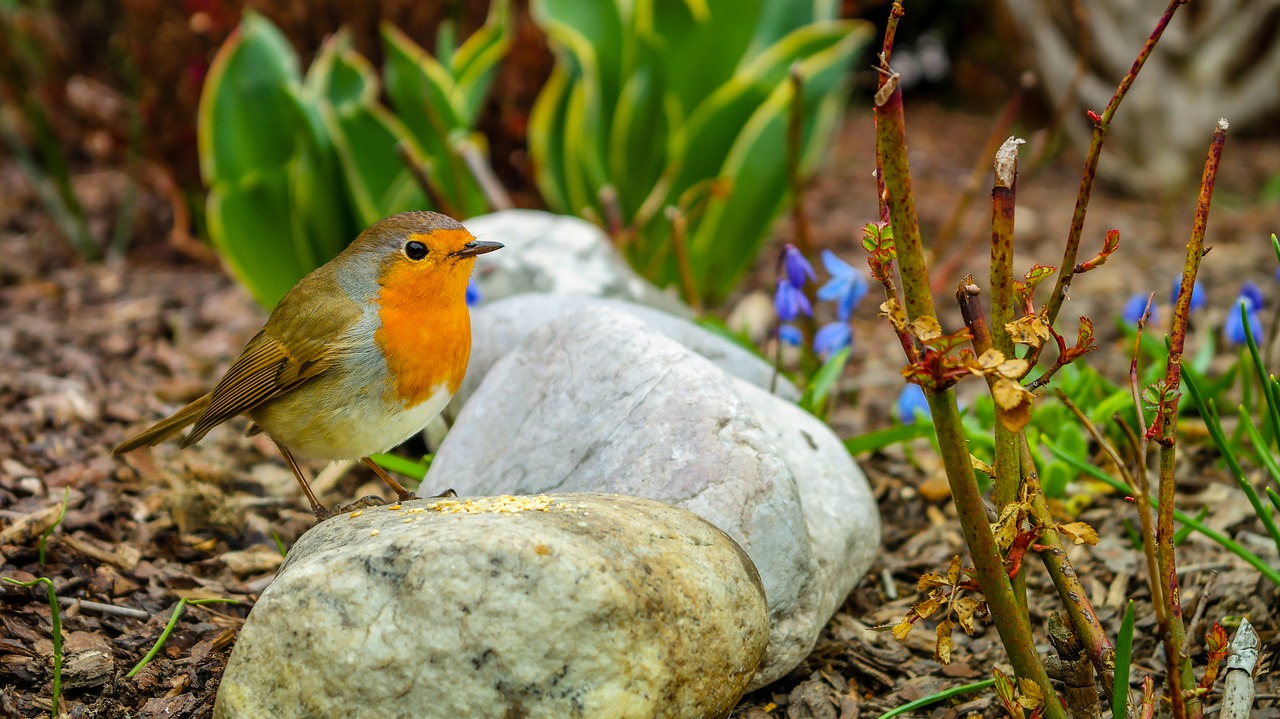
[113,211,502,520]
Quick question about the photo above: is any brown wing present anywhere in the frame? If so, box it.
[184,262,363,447]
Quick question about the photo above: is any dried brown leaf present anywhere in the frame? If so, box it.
[1058,521,1099,546]
[934,619,954,664]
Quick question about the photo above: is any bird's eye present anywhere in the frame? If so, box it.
[404,241,428,260]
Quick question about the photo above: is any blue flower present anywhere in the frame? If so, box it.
[774,277,811,322]
[778,323,803,346]
[1240,280,1264,311]
[1170,278,1205,312]
[1225,286,1264,345]
[814,321,852,357]
[896,384,931,424]
[1121,293,1155,325]
[817,250,870,321]
[465,278,481,306]
[782,244,816,289]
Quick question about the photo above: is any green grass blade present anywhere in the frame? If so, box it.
[799,346,850,415]
[371,453,431,482]
[1183,372,1280,555]
[1239,300,1280,450]
[1113,599,1135,719]
[877,679,996,719]
[844,422,934,455]
[3,577,61,713]
[1239,410,1280,487]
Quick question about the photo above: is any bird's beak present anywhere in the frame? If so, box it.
[453,240,504,258]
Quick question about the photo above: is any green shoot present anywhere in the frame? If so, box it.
[126,597,240,678]
[37,488,69,565]
[3,576,62,716]
[1113,600,1135,719]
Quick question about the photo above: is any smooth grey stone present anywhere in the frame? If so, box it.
[429,308,881,687]
[215,493,768,719]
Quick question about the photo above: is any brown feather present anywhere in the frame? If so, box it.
[181,331,339,447]
[112,394,212,454]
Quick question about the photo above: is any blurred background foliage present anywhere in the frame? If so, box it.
[3,0,1277,304]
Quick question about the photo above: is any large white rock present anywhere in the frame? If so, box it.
[463,210,688,315]
[429,308,881,687]
[215,494,768,719]
[454,293,797,412]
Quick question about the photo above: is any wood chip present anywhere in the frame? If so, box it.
[59,532,142,570]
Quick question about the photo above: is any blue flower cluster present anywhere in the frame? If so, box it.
[1120,276,1268,347]
[773,245,869,357]
[1122,279,1205,326]
[1225,281,1264,345]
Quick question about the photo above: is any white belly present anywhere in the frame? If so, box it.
[250,380,454,462]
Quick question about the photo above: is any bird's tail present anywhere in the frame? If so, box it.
[112,394,212,455]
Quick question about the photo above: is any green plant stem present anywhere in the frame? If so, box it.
[874,76,929,321]
[3,577,61,715]
[1033,0,1188,364]
[1044,439,1280,587]
[955,279,1024,607]
[1114,600,1136,719]
[1157,120,1228,719]
[928,392,1065,719]
[989,138,1022,571]
[877,63,1061,719]
[127,598,239,678]
[1018,435,1115,693]
[872,1,904,225]
[878,679,997,719]
[38,488,69,565]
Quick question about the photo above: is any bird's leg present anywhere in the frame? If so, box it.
[275,442,330,520]
[360,457,420,502]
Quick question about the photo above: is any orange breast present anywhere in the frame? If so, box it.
[374,261,472,408]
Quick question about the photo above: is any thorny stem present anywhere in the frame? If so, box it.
[929,393,1065,719]
[1126,296,1168,618]
[1157,119,1228,719]
[1031,0,1188,367]
[876,65,1065,719]
[873,1,904,225]
[957,281,1025,611]
[1017,435,1116,696]
[990,138,1023,512]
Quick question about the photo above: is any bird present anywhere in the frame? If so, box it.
[113,211,502,520]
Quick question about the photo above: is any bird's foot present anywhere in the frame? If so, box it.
[316,495,388,521]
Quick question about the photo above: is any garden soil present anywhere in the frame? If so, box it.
[2,105,1278,718]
